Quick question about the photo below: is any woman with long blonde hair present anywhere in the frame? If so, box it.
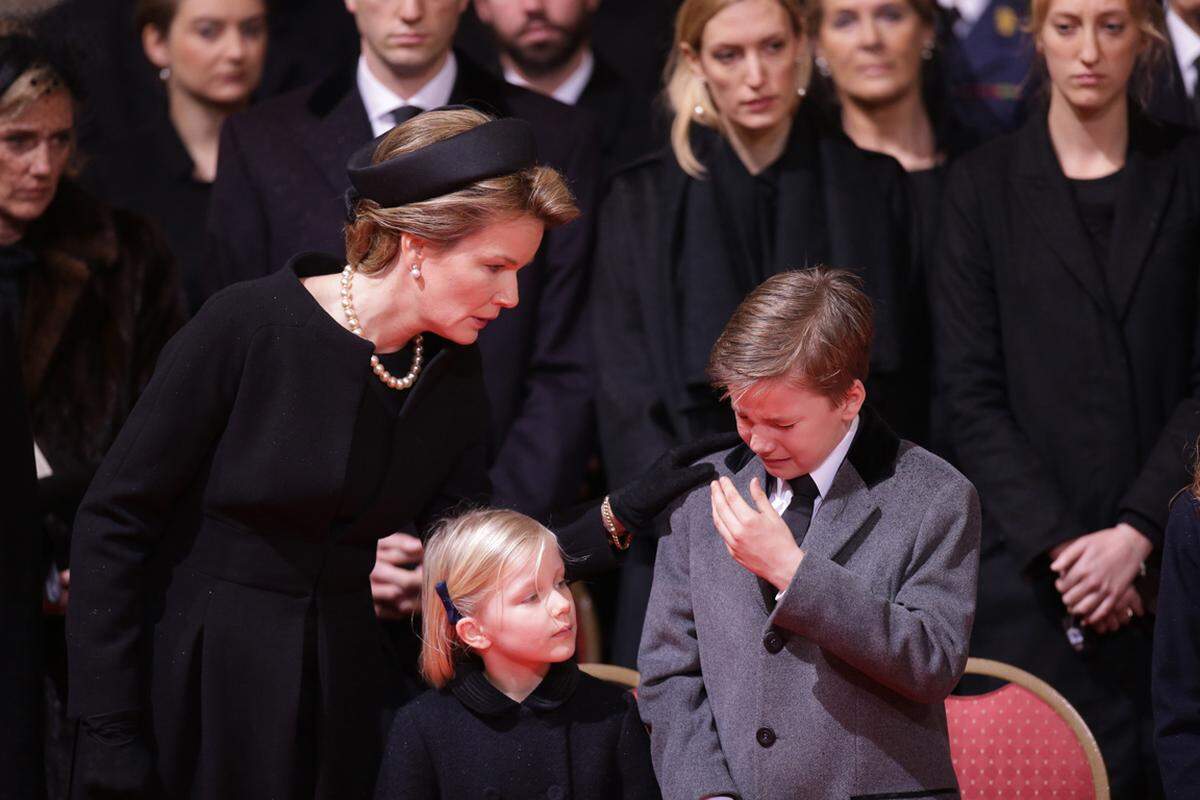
[591,0,929,665]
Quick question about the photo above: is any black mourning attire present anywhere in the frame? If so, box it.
[0,311,44,800]
[1154,493,1200,799]
[1146,39,1200,130]
[592,104,926,665]
[934,109,1200,799]
[84,114,212,314]
[206,54,599,520]
[374,660,660,799]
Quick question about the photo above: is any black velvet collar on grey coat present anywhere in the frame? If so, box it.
[449,658,581,715]
[723,403,900,489]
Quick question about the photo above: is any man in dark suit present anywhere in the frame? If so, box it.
[1146,0,1200,128]
[207,0,601,611]
[471,0,658,175]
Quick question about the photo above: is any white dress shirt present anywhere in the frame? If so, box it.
[357,53,459,138]
[502,48,595,106]
[1167,5,1200,99]
[936,0,991,38]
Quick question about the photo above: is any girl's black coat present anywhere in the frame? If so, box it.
[66,253,614,799]
[374,663,660,800]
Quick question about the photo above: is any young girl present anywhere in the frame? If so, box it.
[374,509,660,800]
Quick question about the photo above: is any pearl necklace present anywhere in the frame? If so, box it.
[340,264,424,391]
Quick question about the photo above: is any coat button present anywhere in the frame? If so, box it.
[763,630,784,653]
[756,727,777,748]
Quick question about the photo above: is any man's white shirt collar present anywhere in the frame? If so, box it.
[1167,6,1200,99]
[767,415,860,516]
[936,0,990,37]
[357,52,459,138]
[503,48,594,106]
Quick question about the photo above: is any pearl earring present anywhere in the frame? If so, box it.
[693,103,705,118]
[921,42,935,60]
[159,67,171,81]
[797,87,807,98]
[410,262,422,279]
[815,56,831,77]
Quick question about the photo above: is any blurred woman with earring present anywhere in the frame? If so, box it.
[85,0,267,313]
[591,0,927,667]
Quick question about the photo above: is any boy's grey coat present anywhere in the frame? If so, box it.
[638,409,981,800]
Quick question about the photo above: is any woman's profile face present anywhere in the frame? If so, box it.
[1037,0,1141,114]
[0,90,73,236]
[688,0,805,135]
[817,0,931,107]
[143,0,268,108]
[415,214,545,345]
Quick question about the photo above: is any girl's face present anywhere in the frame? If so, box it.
[816,0,931,107]
[470,546,577,672]
[1037,0,1142,114]
[411,213,544,345]
[143,0,268,108]
[686,0,805,136]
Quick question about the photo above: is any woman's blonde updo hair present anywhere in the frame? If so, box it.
[1027,0,1166,105]
[664,0,808,178]
[344,108,579,276]
[419,508,562,688]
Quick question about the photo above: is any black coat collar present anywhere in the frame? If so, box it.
[449,659,580,716]
[723,403,900,489]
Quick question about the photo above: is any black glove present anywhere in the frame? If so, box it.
[609,432,742,533]
[73,711,157,799]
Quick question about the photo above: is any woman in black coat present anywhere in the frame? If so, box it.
[83,0,268,313]
[591,0,924,665]
[933,0,1200,794]
[66,108,708,800]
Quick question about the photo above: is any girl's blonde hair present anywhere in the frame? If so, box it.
[420,508,562,688]
[344,107,579,276]
[663,0,809,178]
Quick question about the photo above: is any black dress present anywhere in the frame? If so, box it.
[374,660,661,800]
[83,113,212,314]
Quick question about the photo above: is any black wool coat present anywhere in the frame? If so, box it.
[591,108,926,664]
[374,661,660,800]
[1154,492,1200,800]
[934,109,1200,798]
[66,253,616,800]
[205,53,600,519]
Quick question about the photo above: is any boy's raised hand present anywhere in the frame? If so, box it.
[710,476,803,592]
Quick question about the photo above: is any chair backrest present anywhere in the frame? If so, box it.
[945,657,1109,800]
[578,662,640,689]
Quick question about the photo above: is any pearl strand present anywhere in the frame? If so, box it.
[340,264,424,391]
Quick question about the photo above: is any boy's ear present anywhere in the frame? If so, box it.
[456,617,490,652]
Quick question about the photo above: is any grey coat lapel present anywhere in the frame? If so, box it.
[803,462,881,565]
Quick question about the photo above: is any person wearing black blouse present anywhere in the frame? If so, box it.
[933,0,1200,793]
[84,0,268,313]
[66,108,716,800]
[592,0,926,666]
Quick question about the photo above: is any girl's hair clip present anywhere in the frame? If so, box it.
[435,580,463,625]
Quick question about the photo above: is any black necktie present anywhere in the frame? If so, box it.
[390,105,424,128]
[760,474,821,611]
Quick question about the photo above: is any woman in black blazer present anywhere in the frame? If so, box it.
[65,109,706,800]
[933,0,1200,794]
[592,0,925,666]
